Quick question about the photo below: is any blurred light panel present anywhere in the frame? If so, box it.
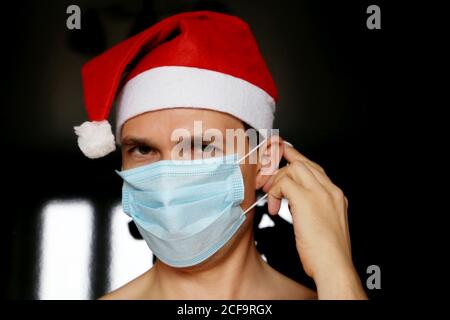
[258,214,275,229]
[38,200,93,300]
[278,198,293,224]
[108,204,153,292]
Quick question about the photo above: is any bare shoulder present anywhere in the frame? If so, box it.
[263,264,317,300]
[278,275,317,300]
[98,271,152,300]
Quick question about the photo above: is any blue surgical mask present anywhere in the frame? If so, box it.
[116,150,267,268]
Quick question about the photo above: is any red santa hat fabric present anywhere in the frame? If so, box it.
[74,10,278,159]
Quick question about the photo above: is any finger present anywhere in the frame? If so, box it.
[262,171,277,193]
[263,140,324,191]
[300,160,335,190]
[264,142,344,200]
[262,165,288,192]
[267,193,282,215]
[283,144,326,174]
[285,160,325,190]
[282,144,341,195]
[270,161,323,191]
[263,166,301,194]
[268,175,308,210]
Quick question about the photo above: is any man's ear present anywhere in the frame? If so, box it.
[255,135,284,190]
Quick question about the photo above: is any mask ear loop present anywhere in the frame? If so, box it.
[236,139,267,164]
[236,139,269,216]
[241,193,269,216]
[238,140,293,216]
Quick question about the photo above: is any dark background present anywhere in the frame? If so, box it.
[2,0,394,300]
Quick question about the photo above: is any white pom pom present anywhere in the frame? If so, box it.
[74,120,116,159]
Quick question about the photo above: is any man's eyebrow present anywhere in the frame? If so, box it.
[121,136,156,147]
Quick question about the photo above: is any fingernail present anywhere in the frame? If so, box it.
[283,141,294,147]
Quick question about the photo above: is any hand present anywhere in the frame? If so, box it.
[262,142,367,299]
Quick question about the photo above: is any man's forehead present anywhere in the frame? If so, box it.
[120,108,246,139]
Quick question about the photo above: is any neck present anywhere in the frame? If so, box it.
[147,226,267,299]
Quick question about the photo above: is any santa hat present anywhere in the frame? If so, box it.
[74,11,278,159]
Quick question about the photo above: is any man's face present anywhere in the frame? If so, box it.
[120,108,259,247]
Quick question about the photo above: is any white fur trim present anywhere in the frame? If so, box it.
[116,66,275,142]
[74,120,116,159]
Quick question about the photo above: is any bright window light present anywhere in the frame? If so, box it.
[258,213,275,229]
[278,198,293,224]
[108,204,153,292]
[38,199,93,300]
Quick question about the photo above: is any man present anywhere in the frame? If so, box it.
[74,11,366,299]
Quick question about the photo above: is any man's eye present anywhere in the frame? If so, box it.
[202,144,213,151]
[198,143,216,152]
[132,145,153,155]
[201,144,223,156]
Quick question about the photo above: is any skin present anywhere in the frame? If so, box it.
[101,108,366,300]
